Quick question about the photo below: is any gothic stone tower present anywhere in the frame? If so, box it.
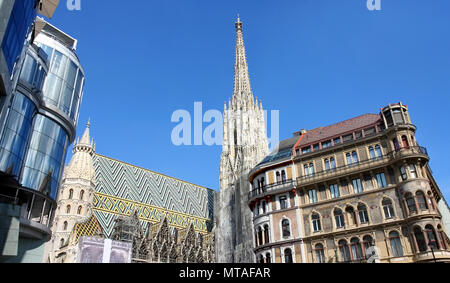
[44,121,97,262]
[216,17,269,263]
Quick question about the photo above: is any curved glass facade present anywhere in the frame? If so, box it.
[1,0,37,73]
[20,115,69,199]
[19,52,47,91]
[0,92,36,176]
[39,44,84,121]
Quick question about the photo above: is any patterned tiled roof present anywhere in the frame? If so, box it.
[68,215,103,246]
[296,114,381,148]
[92,154,215,238]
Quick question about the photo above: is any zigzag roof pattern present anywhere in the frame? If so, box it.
[92,154,215,238]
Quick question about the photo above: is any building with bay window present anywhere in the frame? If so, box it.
[0,17,85,263]
[248,103,450,263]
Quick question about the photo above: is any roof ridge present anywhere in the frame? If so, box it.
[93,153,215,192]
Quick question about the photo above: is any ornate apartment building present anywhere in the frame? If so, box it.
[248,103,450,263]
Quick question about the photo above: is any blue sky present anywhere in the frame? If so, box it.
[48,0,450,200]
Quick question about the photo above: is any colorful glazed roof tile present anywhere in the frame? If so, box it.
[92,154,215,238]
[68,215,103,246]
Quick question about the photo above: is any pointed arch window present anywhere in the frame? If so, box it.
[358,204,369,224]
[382,198,395,219]
[334,208,345,228]
[77,206,82,215]
[60,238,65,248]
[63,221,68,231]
[69,189,73,199]
[314,243,326,263]
[66,205,71,214]
[80,190,84,200]
[312,213,321,232]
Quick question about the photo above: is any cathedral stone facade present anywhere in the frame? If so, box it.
[216,17,269,263]
[45,122,215,263]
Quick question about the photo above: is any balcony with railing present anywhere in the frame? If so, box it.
[296,146,429,188]
[248,179,296,201]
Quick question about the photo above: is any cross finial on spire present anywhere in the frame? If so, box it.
[237,14,240,23]
[87,118,91,129]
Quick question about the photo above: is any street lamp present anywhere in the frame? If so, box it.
[428,242,437,263]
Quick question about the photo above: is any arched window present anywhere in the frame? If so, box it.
[393,138,400,151]
[312,213,322,232]
[414,226,427,252]
[409,164,418,178]
[264,225,270,244]
[315,243,326,263]
[369,146,375,160]
[80,190,85,200]
[363,235,374,258]
[276,172,281,183]
[282,219,291,238]
[60,238,65,248]
[405,193,417,214]
[266,253,271,263]
[77,206,82,215]
[334,209,345,228]
[257,227,263,246]
[399,166,408,181]
[338,240,351,263]
[284,248,293,263]
[350,238,363,261]
[63,221,68,231]
[416,191,428,211]
[352,151,359,164]
[425,225,440,250]
[345,206,357,226]
[401,136,409,148]
[382,198,395,219]
[437,225,449,250]
[358,204,369,224]
[66,205,71,214]
[330,157,336,170]
[389,231,404,257]
[69,189,73,199]
[281,170,286,182]
[375,145,382,158]
[259,255,265,264]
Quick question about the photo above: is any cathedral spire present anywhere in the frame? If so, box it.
[233,15,253,106]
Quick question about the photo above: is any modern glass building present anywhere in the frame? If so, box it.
[0,0,59,131]
[0,17,84,263]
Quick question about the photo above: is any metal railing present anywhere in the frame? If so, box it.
[248,146,428,200]
[248,179,295,199]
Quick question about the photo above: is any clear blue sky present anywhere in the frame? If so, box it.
[48,0,450,200]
